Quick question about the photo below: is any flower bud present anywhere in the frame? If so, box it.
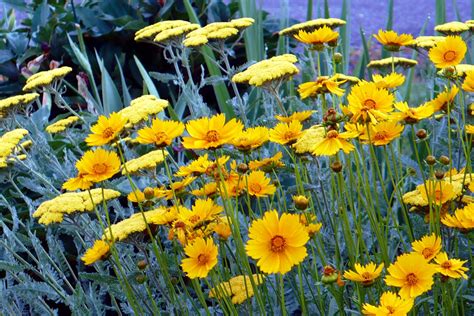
[439,155,450,165]
[135,273,147,284]
[425,155,436,165]
[416,129,427,139]
[237,163,249,174]
[334,52,343,64]
[137,259,148,270]
[321,265,338,284]
[330,161,343,173]
[293,195,309,210]
[143,187,155,200]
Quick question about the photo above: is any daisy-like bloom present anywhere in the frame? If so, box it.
[127,189,146,203]
[81,240,110,265]
[360,120,404,146]
[429,36,467,68]
[275,110,315,123]
[385,252,437,299]
[441,203,474,232]
[23,66,72,91]
[62,173,93,191]
[137,118,185,148]
[177,198,223,229]
[362,291,414,316]
[298,76,346,99]
[214,218,232,240]
[391,102,435,124]
[192,182,218,198]
[416,180,457,206]
[269,120,303,145]
[372,73,405,89]
[279,18,346,36]
[347,81,394,123]
[181,237,218,279]
[343,262,384,286]
[428,85,459,112]
[182,114,243,150]
[45,116,80,134]
[374,30,414,51]
[298,213,322,237]
[411,233,442,261]
[367,57,418,69]
[246,210,309,274]
[466,125,474,134]
[76,149,120,183]
[248,152,285,172]
[209,274,265,304]
[312,129,355,156]
[293,26,338,49]
[231,126,269,152]
[462,70,474,92]
[434,252,469,279]
[435,21,469,35]
[85,113,127,147]
[243,170,276,197]
[175,154,229,177]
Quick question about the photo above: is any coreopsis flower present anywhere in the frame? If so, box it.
[367,57,418,69]
[127,189,146,203]
[429,36,467,68]
[62,173,93,191]
[298,214,322,237]
[465,124,474,134]
[243,170,276,197]
[81,240,110,265]
[192,182,218,198]
[434,252,469,279]
[312,129,355,156]
[347,82,394,123]
[279,18,346,36]
[76,149,120,183]
[391,102,435,124]
[214,218,232,240]
[275,110,315,123]
[434,21,469,35]
[441,203,474,232]
[231,126,269,151]
[177,198,223,229]
[462,70,474,92]
[411,233,442,261]
[182,114,243,150]
[85,113,127,146]
[209,274,265,304]
[46,116,80,134]
[416,180,457,205]
[360,121,404,146]
[385,252,437,299]
[181,237,218,278]
[343,262,384,286]
[137,118,185,148]
[248,152,285,172]
[298,76,345,99]
[246,210,309,274]
[362,291,414,316]
[176,154,229,178]
[372,73,405,89]
[428,85,459,112]
[373,30,414,51]
[155,176,196,200]
[269,120,303,145]
[293,26,338,49]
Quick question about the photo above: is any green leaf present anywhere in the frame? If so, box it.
[133,55,160,98]
[115,55,131,106]
[95,51,123,114]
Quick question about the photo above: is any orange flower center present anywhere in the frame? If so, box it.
[387,306,396,314]
[441,261,452,269]
[197,253,209,264]
[206,130,220,142]
[327,130,339,138]
[406,273,418,286]
[422,248,434,259]
[271,235,286,253]
[154,131,168,143]
[92,163,108,174]
[443,50,457,62]
[249,183,262,193]
[363,99,377,109]
[373,131,388,141]
[284,131,297,140]
[103,127,115,138]
[434,190,443,202]
[361,272,372,280]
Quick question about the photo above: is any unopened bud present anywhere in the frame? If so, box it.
[439,155,450,165]
[334,52,343,64]
[293,195,309,210]
[135,274,147,284]
[435,170,445,180]
[330,161,343,173]
[321,265,338,284]
[416,129,427,139]
[137,259,148,270]
[237,163,249,174]
[425,155,436,165]
[143,187,155,200]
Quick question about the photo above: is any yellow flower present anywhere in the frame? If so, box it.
[122,150,167,174]
[231,126,269,151]
[411,233,442,261]
[428,85,459,112]
[384,252,437,299]
[118,95,169,128]
[466,124,474,134]
[347,81,394,123]
[269,120,303,145]
[181,237,218,279]
[85,113,126,146]
[81,240,110,265]
[409,35,444,50]
[153,24,200,43]
[214,218,232,240]
[137,118,184,148]
[391,102,435,124]
[435,21,469,35]
[127,189,146,203]
[62,173,93,191]
[312,130,355,156]
[279,18,346,36]
[462,70,474,92]
[209,274,265,304]
[135,20,194,41]
[298,214,322,237]
[360,121,404,146]
[23,67,72,91]
[292,125,326,154]
[275,110,315,123]
[343,262,384,286]
[175,154,229,177]
[177,198,223,229]
[248,152,285,172]
[182,114,243,150]
[0,93,39,117]
[417,180,457,205]
[244,170,276,197]
[0,129,29,159]
[367,57,418,69]
[362,291,413,316]
[429,36,467,68]
[374,30,414,50]
[76,149,120,183]
[434,252,469,279]
[184,18,254,47]
[298,76,345,98]
[441,203,474,232]
[294,26,338,48]
[372,72,405,89]
[246,210,309,274]
[45,116,80,134]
